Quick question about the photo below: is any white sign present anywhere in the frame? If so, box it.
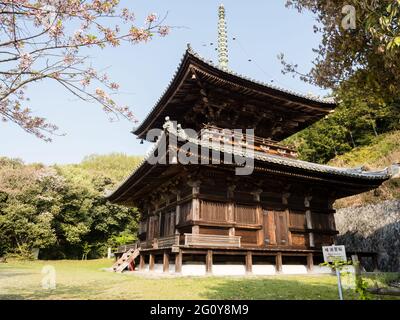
[322,245,347,263]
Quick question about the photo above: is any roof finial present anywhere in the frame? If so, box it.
[218,4,229,71]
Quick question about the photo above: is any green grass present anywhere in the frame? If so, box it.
[328,131,400,207]
[0,259,398,300]
[329,130,400,169]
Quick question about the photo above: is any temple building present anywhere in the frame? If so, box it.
[107,5,397,275]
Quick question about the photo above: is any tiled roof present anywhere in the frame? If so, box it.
[186,45,335,104]
[132,45,336,137]
[107,119,393,201]
[163,119,391,181]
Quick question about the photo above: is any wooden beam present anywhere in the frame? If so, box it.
[275,252,283,273]
[307,253,314,272]
[206,250,213,274]
[246,251,253,274]
[149,253,155,272]
[175,250,183,273]
[163,251,170,273]
[139,253,145,271]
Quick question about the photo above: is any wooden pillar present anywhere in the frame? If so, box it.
[307,253,314,272]
[267,211,277,245]
[188,180,201,235]
[206,250,213,274]
[163,251,170,273]
[275,252,283,273]
[304,196,315,247]
[158,211,162,239]
[175,250,182,273]
[139,253,145,271]
[252,189,263,246]
[282,192,292,246]
[246,251,253,274]
[227,184,236,237]
[149,253,155,272]
[175,191,181,228]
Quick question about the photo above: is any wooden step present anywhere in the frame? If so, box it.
[112,248,140,273]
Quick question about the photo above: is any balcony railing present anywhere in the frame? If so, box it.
[115,242,139,254]
[184,233,241,248]
[199,125,298,159]
[118,234,242,252]
[139,240,153,249]
[155,235,180,249]
[139,235,179,250]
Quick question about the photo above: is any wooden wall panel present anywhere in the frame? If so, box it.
[234,205,257,224]
[200,201,227,222]
[235,229,258,245]
[263,210,276,245]
[160,212,176,237]
[291,233,308,247]
[275,211,288,246]
[147,215,159,240]
[314,234,334,247]
[180,202,192,223]
[199,227,229,236]
[289,210,306,228]
[311,213,332,230]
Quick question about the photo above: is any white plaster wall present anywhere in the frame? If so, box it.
[252,265,276,275]
[281,265,308,274]
[182,264,206,276]
[153,264,163,274]
[212,264,246,276]
[311,266,333,274]
[138,263,338,276]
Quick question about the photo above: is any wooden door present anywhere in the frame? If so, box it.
[262,210,275,246]
[274,211,288,246]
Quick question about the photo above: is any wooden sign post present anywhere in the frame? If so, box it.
[323,245,347,300]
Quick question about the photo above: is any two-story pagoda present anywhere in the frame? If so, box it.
[108,6,396,275]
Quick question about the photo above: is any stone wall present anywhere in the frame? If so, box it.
[335,200,400,272]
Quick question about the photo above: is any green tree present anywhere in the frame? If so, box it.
[0,159,59,257]
[283,0,400,104]
[0,154,142,259]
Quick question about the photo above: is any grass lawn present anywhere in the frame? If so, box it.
[0,259,397,300]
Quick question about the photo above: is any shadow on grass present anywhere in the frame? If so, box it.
[201,277,356,300]
[0,281,142,300]
[0,272,36,279]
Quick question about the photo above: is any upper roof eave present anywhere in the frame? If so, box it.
[132,45,337,139]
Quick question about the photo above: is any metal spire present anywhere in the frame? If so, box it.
[218,4,228,71]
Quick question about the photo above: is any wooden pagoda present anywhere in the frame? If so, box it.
[107,6,395,275]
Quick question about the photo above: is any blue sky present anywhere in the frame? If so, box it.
[0,1,327,165]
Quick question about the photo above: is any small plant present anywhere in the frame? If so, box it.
[354,275,371,300]
[320,259,352,271]
[320,259,372,300]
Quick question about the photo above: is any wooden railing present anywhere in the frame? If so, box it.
[139,240,153,249]
[116,242,139,254]
[156,235,180,249]
[184,233,241,248]
[199,125,298,159]
[138,235,180,250]
[119,234,242,252]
